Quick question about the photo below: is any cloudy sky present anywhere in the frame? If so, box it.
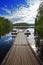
[0,0,42,24]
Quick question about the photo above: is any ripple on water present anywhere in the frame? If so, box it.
[0,33,15,64]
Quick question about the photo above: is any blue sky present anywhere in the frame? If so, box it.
[0,0,27,15]
[0,0,42,24]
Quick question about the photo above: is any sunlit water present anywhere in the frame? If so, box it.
[0,33,15,64]
[27,28,43,63]
[27,28,37,53]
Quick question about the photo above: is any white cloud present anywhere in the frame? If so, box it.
[3,0,41,24]
[1,7,11,14]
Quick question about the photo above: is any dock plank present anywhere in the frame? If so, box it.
[1,32,40,65]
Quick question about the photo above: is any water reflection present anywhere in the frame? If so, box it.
[27,28,37,52]
[0,33,15,64]
[27,28,43,63]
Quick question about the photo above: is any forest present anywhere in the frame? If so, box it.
[35,2,43,38]
[0,17,13,37]
[35,2,43,60]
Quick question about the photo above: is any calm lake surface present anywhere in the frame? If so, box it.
[0,32,15,64]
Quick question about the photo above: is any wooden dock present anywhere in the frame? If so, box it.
[1,32,40,65]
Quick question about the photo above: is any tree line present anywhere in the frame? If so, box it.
[13,23,34,29]
[35,2,43,61]
[35,2,43,38]
[0,17,13,37]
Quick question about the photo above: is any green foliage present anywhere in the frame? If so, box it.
[0,17,13,37]
[35,2,43,38]
[13,23,34,26]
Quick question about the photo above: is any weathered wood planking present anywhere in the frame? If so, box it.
[1,32,40,65]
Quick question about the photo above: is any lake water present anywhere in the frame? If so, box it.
[0,32,15,64]
[27,28,43,64]
[0,28,43,64]
[27,28,37,52]
[0,28,34,64]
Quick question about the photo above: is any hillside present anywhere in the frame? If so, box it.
[13,23,34,29]
[13,23,34,26]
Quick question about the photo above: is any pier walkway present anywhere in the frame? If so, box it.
[1,32,40,65]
